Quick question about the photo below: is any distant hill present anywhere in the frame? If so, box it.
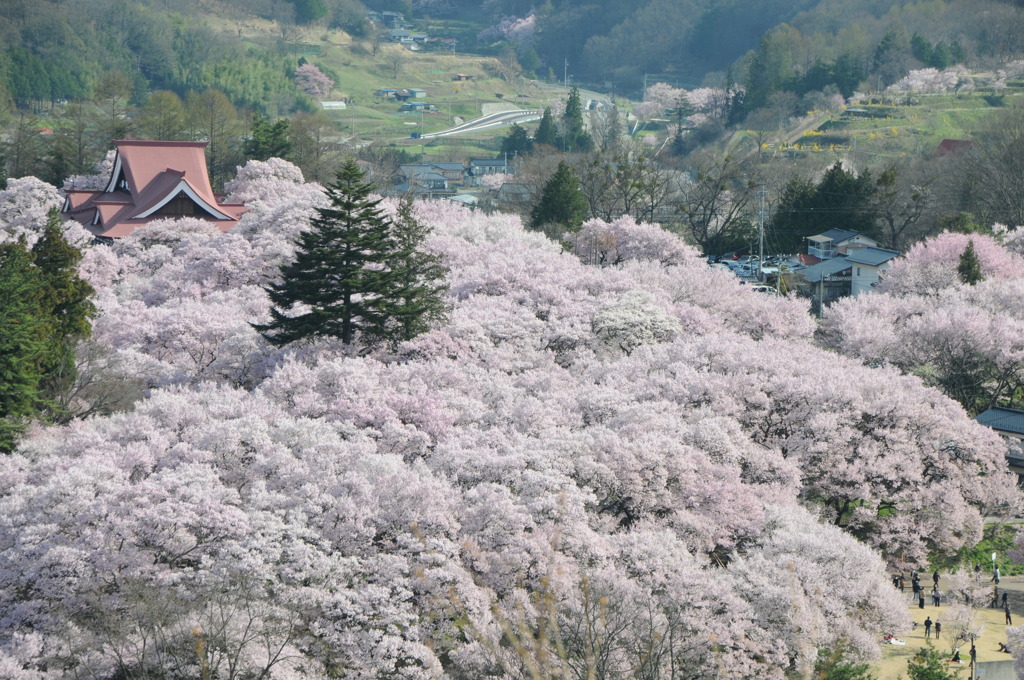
[517,0,1024,96]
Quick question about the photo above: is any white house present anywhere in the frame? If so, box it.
[806,228,879,259]
[847,247,901,295]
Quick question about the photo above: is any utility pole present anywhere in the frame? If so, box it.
[564,59,569,89]
[757,184,767,282]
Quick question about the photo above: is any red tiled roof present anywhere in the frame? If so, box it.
[63,140,245,238]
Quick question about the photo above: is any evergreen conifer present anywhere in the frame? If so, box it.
[534,107,557,147]
[31,210,96,416]
[529,161,588,236]
[0,241,46,451]
[957,239,984,285]
[244,113,292,161]
[256,159,447,350]
[378,198,449,347]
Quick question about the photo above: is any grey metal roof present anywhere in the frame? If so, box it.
[845,247,901,267]
[818,228,861,243]
[798,255,852,283]
[977,407,1024,436]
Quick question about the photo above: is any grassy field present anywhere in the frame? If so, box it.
[877,586,1017,680]
[735,85,1024,168]
[209,15,565,146]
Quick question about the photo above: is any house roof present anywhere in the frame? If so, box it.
[471,159,508,166]
[63,140,245,239]
[937,139,974,157]
[497,182,530,195]
[799,255,852,283]
[807,229,862,244]
[845,247,901,267]
[977,407,1024,436]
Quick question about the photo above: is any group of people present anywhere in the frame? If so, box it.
[886,566,1015,663]
[895,569,944,609]
[923,616,942,639]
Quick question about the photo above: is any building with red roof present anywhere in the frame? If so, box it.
[63,140,246,239]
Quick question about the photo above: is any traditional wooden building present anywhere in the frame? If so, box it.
[63,140,246,239]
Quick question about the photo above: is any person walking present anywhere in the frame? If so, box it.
[933,570,940,588]
[936,589,942,607]
[993,567,1001,585]
[920,590,926,609]
[924,616,933,637]
[932,587,939,606]
[1002,592,1009,608]
[935,621,942,639]
[1006,603,1013,625]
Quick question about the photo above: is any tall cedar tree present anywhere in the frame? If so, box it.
[530,161,588,236]
[380,198,449,347]
[957,239,984,285]
[256,159,447,349]
[559,87,594,152]
[244,113,292,161]
[0,215,95,449]
[501,123,533,157]
[0,241,46,452]
[534,107,557,147]
[32,210,96,418]
[770,162,877,252]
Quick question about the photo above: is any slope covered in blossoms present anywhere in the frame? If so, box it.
[0,160,1018,679]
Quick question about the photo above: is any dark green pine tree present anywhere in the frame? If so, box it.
[243,113,292,161]
[561,87,585,146]
[293,0,327,23]
[558,87,593,152]
[534,107,557,147]
[958,239,984,286]
[31,209,96,419]
[501,123,533,156]
[256,158,394,347]
[0,240,47,452]
[377,198,449,348]
[529,161,588,237]
[0,153,7,190]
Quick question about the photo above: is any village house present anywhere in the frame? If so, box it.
[976,406,1024,480]
[794,230,899,305]
[392,164,458,198]
[62,140,245,239]
[805,228,879,259]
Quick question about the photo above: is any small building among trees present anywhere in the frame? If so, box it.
[62,140,246,239]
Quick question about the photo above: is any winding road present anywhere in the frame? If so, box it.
[418,108,542,140]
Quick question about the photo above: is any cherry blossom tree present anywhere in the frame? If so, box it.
[0,174,1017,679]
[294,63,334,100]
[824,231,1024,412]
[0,177,65,246]
[63,149,116,192]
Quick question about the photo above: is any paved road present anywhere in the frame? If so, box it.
[419,109,541,140]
